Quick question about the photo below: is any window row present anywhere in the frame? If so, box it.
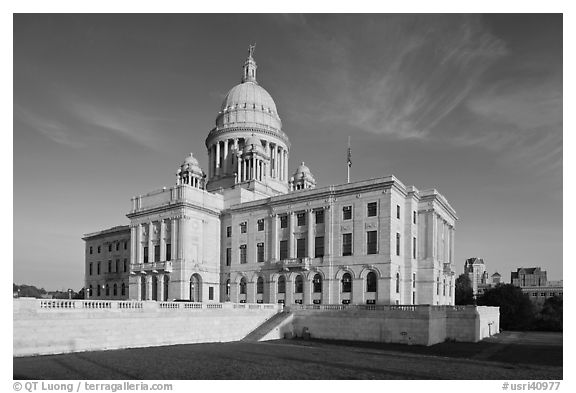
[89,259,128,276]
[88,282,127,297]
[89,241,128,255]
[225,232,418,263]
[142,244,172,263]
[232,271,406,295]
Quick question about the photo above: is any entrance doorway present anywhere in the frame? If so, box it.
[190,274,202,302]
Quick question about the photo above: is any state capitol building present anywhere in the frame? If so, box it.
[83,47,458,306]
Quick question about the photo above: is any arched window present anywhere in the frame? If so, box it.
[366,271,377,292]
[295,275,303,294]
[342,273,352,293]
[257,276,264,294]
[113,283,117,296]
[105,284,110,296]
[278,276,286,293]
[395,273,400,293]
[313,274,322,293]
[121,283,126,296]
[239,278,247,295]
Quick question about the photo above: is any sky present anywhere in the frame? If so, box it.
[13,14,563,291]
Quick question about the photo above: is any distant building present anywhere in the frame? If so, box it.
[511,267,547,287]
[464,257,488,296]
[510,267,562,304]
[477,271,502,296]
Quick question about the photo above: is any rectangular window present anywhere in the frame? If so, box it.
[342,233,352,256]
[166,244,171,261]
[412,292,416,305]
[116,243,120,251]
[240,222,247,234]
[413,211,417,224]
[154,245,160,261]
[89,262,93,276]
[396,233,401,256]
[367,230,378,254]
[108,244,112,252]
[209,287,214,301]
[124,241,128,250]
[115,259,119,273]
[143,247,149,263]
[315,209,324,224]
[296,238,306,258]
[413,273,416,288]
[279,240,288,260]
[257,243,265,262]
[123,259,127,273]
[89,246,93,255]
[280,215,288,228]
[257,219,264,231]
[396,205,401,219]
[97,262,101,275]
[240,245,247,264]
[315,236,324,258]
[226,247,231,266]
[226,226,232,238]
[342,206,352,220]
[108,260,112,272]
[97,246,101,254]
[413,237,417,259]
[367,202,378,217]
[297,212,306,226]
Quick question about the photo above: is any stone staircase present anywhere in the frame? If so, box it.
[241,311,293,342]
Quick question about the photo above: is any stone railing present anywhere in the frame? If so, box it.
[276,257,311,270]
[131,261,173,273]
[288,304,473,312]
[17,298,281,313]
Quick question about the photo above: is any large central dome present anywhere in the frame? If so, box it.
[205,46,291,196]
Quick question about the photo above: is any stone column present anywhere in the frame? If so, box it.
[223,139,229,174]
[288,212,295,258]
[271,145,275,178]
[171,218,177,261]
[271,214,279,261]
[215,141,221,176]
[324,206,332,260]
[160,219,166,261]
[130,225,137,266]
[178,217,186,262]
[307,209,314,258]
[136,224,143,264]
[145,275,152,300]
[277,147,282,180]
[243,159,247,182]
[284,150,289,183]
[207,148,212,179]
[158,274,165,302]
[285,277,294,306]
[148,222,155,263]
[352,278,364,305]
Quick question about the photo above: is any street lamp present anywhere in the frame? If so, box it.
[68,289,72,299]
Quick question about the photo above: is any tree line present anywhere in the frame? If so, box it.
[455,274,562,332]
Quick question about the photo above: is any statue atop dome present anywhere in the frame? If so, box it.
[248,43,256,58]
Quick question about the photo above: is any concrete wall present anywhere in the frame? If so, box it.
[14,299,281,357]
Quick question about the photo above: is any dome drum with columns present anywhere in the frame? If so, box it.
[204,47,292,195]
[176,152,206,189]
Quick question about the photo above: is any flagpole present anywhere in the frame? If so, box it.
[347,136,351,183]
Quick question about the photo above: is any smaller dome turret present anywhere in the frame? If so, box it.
[243,134,265,155]
[177,152,205,189]
[290,162,316,191]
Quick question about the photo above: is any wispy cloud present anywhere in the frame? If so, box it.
[14,105,85,148]
[67,99,167,151]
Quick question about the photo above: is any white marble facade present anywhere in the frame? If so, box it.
[84,48,458,306]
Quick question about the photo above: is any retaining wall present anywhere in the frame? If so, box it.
[13,298,281,357]
[287,304,499,346]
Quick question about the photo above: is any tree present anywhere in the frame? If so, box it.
[455,274,474,305]
[534,296,562,332]
[477,284,535,330]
